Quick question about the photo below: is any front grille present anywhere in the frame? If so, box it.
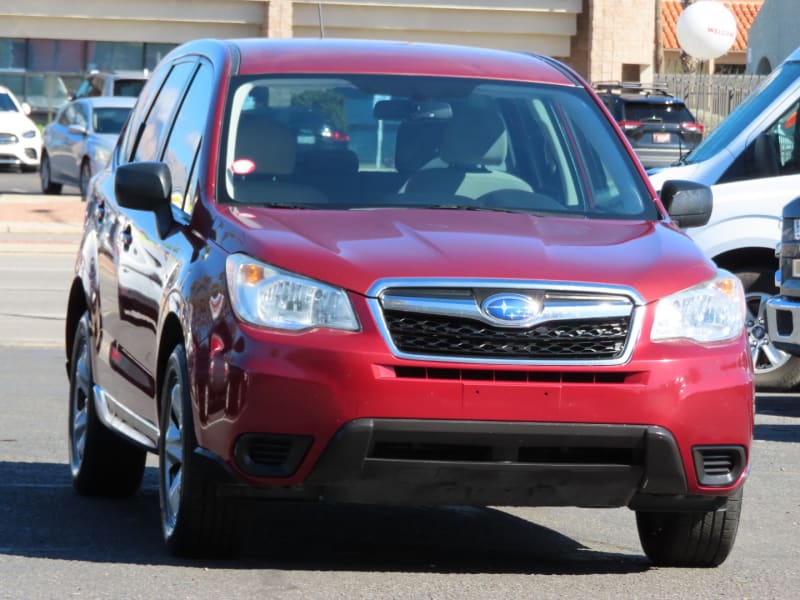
[384,311,629,360]
[392,366,642,384]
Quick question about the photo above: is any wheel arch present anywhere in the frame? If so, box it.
[712,247,777,290]
[65,278,89,374]
[156,313,185,417]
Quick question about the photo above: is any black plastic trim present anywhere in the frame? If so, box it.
[303,419,689,508]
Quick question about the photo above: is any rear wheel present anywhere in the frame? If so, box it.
[40,153,62,195]
[159,344,238,556]
[734,268,800,391]
[636,486,743,567]
[68,312,146,496]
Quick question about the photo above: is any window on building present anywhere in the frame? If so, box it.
[0,39,26,69]
[28,39,85,71]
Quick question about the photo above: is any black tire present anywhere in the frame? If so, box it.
[734,268,800,391]
[636,486,743,567]
[159,344,238,557]
[68,312,146,496]
[79,159,92,202]
[40,153,63,195]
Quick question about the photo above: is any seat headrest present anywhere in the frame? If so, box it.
[235,114,296,175]
[296,147,359,173]
[440,105,508,167]
[394,120,446,173]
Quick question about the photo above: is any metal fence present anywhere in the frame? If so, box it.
[654,73,766,132]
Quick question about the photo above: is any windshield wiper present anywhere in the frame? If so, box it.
[260,202,316,209]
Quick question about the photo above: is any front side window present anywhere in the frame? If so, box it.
[161,62,213,214]
[220,75,657,220]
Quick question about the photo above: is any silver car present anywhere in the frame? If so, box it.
[41,96,135,200]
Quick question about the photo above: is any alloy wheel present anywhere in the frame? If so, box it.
[746,290,791,374]
[161,374,184,536]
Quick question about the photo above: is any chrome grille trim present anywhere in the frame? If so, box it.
[382,292,634,328]
[366,278,645,366]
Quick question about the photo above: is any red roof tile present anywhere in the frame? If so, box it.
[662,0,763,52]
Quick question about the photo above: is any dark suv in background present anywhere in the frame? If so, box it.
[595,82,703,169]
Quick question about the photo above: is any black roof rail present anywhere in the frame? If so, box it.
[592,81,672,97]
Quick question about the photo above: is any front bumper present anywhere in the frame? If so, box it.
[190,308,753,509]
[765,295,800,353]
[0,138,40,168]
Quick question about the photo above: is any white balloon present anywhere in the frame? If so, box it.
[676,1,737,60]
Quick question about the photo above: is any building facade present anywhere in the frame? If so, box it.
[2,0,657,121]
[747,0,800,74]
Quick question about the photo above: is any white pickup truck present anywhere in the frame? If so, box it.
[649,47,800,391]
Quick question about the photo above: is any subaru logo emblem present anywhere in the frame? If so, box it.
[482,293,541,325]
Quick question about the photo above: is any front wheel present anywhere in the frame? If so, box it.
[68,312,146,496]
[636,486,743,567]
[40,153,63,195]
[159,344,238,557]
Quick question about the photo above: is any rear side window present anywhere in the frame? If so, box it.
[117,66,171,164]
[132,61,195,163]
[113,79,146,98]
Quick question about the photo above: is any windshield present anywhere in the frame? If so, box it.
[221,75,657,220]
[0,93,18,112]
[686,61,800,164]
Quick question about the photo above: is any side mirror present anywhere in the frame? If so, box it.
[661,179,712,229]
[115,161,173,238]
[21,102,32,116]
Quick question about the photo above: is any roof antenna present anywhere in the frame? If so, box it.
[317,3,326,38]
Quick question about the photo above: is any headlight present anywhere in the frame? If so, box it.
[22,130,38,139]
[651,270,745,343]
[225,254,359,332]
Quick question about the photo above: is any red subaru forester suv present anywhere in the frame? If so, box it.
[65,38,753,565]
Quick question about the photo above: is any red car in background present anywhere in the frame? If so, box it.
[64,38,753,565]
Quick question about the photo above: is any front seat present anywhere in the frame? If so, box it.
[231,113,327,205]
[403,105,532,201]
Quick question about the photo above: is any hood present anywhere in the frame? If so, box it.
[648,161,704,191]
[215,207,715,304]
[0,111,38,135]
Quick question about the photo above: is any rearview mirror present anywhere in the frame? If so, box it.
[373,99,453,121]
